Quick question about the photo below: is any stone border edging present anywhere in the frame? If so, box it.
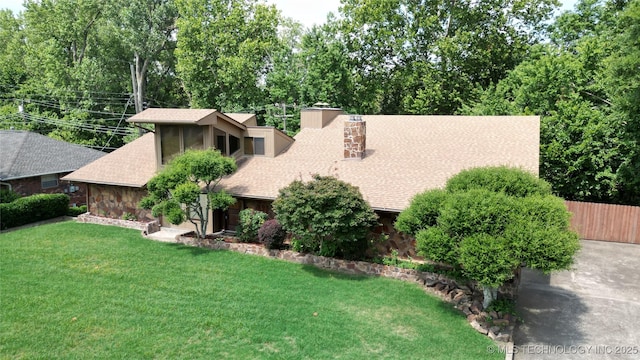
[174,234,516,344]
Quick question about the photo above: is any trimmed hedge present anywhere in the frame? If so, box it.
[0,193,69,230]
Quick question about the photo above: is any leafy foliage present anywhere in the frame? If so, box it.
[236,209,268,243]
[396,167,580,294]
[258,219,286,249]
[0,189,20,204]
[463,0,640,204]
[0,193,69,229]
[445,166,552,197]
[140,149,237,238]
[67,205,88,217]
[272,175,379,259]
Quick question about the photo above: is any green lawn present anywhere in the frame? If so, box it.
[0,222,501,359]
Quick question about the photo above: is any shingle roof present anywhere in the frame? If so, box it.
[218,115,540,212]
[61,133,156,188]
[128,108,218,124]
[0,130,106,181]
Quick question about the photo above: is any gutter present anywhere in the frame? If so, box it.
[0,182,11,191]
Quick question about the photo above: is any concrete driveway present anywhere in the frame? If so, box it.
[513,240,640,360]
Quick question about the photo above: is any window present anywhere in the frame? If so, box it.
[183,125,204,151]
[160,125,205,164]
[161,125,180,164]
[229,135,240,155]
[41,174,58,189]
[244,137,265,156]
[215,129,227,155]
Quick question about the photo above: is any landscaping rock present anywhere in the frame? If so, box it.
[470,320,489,335]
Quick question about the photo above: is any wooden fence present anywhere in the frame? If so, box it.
[565,201,640,244]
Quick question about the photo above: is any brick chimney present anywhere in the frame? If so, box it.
[344,115,366,160]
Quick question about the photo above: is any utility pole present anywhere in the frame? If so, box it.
[273,103,293,133]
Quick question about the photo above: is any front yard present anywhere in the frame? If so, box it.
[0,222,501,359]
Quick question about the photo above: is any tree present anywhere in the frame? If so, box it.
[335,0,558,114]
[175,0,280,110]
[140,149,237,239]
[272,175,379,259]
[396,167,580,308]
[463,0,639,205]
[106,0,180,113]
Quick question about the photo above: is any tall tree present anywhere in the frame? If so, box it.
[175,0,280,110]
[336,0,558,114]
[106,0,180,113]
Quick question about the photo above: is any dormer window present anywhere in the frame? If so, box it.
[160,125,204,164]
[244,137,265,156]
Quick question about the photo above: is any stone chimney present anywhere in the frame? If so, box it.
[344,115,366,160]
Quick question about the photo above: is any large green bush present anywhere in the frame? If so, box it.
[0,193,69,230]
[273,175,379,259]
[236,209,268,243]
[396,166,579,307]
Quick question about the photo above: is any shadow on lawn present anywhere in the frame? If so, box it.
[164,242,213,256]
[300,263,373,282]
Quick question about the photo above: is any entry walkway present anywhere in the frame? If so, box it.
[145,227,189,243]
[513,240,640,359]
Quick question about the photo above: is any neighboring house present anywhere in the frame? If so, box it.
[0,130,106,205]
[64,108,540,256]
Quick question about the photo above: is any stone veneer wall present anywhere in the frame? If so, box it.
[344,119,366,159]
[374,211,419,258]
[88,184,154,222]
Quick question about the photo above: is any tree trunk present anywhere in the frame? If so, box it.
[483,286,498,309]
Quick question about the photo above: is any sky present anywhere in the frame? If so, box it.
[1,0,579,29]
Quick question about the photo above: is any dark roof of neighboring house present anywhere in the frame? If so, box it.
[0,130,106,181]
[61,133,156,188]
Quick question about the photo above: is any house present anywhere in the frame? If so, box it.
[0,130,106,205]
[62,109,292,222]
[64,107,540,255]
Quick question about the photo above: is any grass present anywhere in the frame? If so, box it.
[0,222,501,359]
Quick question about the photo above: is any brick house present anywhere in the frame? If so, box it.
[64,108,540,255]
[0,130,105,205]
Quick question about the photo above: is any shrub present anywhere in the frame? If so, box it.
[258,219,286,249]
[445,166,552,197]
[0,189,20,204]
[236,209,268,243]
[67,205,88,217]
[395,189,448,236]
[0,193,69,230]
[273,175,379,259]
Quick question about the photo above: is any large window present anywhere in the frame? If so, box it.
[160,125,205,164]
[244,137,265,156]
[183,126,204,151]
[41,174,58,189]
[161,125,181,164]
[229,135,241,155]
